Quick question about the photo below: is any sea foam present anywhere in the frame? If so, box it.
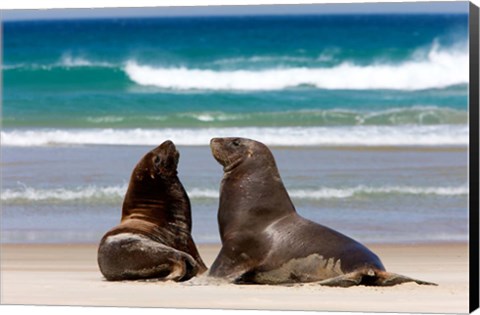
[1,125,468,147]
[1,184,127,203]
[124,44,468,91]
[58,54,118,68]
[4,44,467,91]
[3,55,116,71]
[1,184,468,204]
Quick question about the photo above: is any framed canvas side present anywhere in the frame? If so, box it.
[0,1,476,313]
[470,1,480,313]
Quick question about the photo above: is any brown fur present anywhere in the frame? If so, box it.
[97,141,206,281]
[208,137,436,287]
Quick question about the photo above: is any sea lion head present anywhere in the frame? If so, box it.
[210,137,274,173]
[123,139,184,219]
[133,140,180,181]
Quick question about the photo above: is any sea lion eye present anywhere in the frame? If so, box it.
[232,139,241,147]
[153,156,162,167]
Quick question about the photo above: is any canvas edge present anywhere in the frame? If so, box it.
[469,1,480,313]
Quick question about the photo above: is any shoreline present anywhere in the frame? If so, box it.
[1,242,469,313]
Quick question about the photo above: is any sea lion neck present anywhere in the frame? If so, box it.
[218,161,296,240]
[121,175,192,234]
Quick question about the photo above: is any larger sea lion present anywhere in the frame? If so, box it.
[97,140,207,281]
[208,137,436,287]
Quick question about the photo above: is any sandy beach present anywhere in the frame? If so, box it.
[0,242,469,313]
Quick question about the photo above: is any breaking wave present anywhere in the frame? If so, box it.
[1,184,468,204]
[124,44,468,91]
[1,125,468,147]
[4,43,468,91]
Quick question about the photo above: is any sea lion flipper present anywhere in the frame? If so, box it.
[209,246,254,280]
[317,269,437,287]
[209,235,266,281]
[374,271,438,286]
[98,233,199,282]
[175,250,207,282]
[317,271,364,287]
[186,238,208,274]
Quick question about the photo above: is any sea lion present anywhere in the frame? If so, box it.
[97,140,207,281]
[208,137,436,287]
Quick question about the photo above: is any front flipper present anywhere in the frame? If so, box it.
[208,245,256,282]
[317,269,437,287]
[209,234,267,282]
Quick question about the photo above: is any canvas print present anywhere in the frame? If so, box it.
[1,1,478,313]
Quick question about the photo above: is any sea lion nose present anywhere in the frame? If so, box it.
[164,140,173,146]
[210,138,221,146]
[160,140,176,152]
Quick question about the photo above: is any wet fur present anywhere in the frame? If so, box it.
[97,141,207,281]
[208,137,436,287]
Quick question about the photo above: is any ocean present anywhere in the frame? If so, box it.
[1,14,469,244]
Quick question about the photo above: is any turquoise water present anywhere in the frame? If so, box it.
[1,14,469,244]
[2,15,469,144]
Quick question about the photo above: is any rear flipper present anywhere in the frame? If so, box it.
[374,270,437,286]
[98,233,201,282]
[317,269,437,287]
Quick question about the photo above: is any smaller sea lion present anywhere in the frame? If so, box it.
[97,140,207,281]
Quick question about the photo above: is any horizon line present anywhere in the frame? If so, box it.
[1,2,469,21]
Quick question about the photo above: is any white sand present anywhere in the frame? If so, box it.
[0,242,470,313]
